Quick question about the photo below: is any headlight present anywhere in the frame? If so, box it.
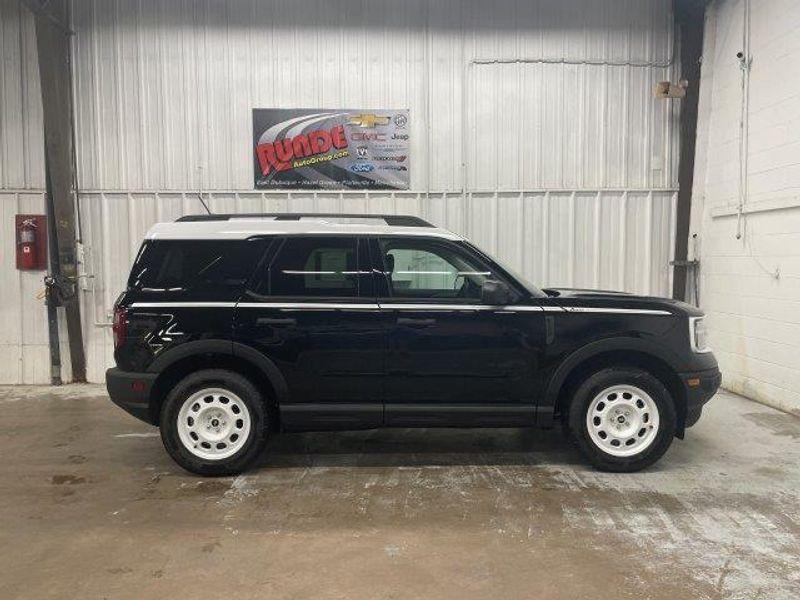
[689,316,711,353]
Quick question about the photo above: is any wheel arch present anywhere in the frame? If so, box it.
[146,340,289,427]
[542,339,688,435]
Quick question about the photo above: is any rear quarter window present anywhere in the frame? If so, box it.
[128,239,267,292]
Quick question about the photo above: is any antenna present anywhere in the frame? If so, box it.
[196,192,212,215]
[196,165,212,214]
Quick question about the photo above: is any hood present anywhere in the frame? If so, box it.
[542,287,703,317]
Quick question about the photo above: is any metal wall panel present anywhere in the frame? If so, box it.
[0,191,42,384]
[0,0,45,190]
[0,1,55,383]
[70,0,679,192]
[2,0,680,382]
[0,191,74,384]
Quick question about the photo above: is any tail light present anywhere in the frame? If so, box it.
[112,305,128,349]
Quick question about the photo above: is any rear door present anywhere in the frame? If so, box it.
[234,235,387,430]
[374,236,539,427]
[119,237,269,372]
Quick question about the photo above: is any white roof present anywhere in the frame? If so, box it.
[145,215,463,241]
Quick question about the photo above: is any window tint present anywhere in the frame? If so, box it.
[379,239,494,301]
[465,242,545,297]
[128,240,265,291]
[261,237,361,298]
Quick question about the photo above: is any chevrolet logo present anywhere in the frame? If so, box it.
[349,114,390,128]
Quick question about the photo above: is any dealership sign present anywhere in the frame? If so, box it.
[253,109,409,190]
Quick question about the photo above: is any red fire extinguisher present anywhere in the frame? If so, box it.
[19,218,38,270]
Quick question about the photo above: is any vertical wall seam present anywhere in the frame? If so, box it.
[113,0,126,189]
[0,3,6,188]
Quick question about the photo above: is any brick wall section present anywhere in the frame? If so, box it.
[691,0,800,414]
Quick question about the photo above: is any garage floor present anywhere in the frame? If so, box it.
[1,386,798,599]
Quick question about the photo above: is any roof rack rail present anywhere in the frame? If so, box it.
[175,213,433,227]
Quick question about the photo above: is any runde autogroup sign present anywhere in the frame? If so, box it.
[252,109,410,190]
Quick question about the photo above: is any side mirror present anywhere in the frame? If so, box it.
[481,279,512,305]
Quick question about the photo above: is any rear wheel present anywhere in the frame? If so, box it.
[160,369,268,476]
[567,367,676,472]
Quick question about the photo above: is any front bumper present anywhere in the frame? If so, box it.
[680,367,722,428]
[106,368,158,425]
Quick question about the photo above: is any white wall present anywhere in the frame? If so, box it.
[71,0,679,192]
[0,0,63,383]
[691,0,800,414]
[3,0,682,383]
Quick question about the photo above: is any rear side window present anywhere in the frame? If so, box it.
[251,236,362,298]
[128,239,266,291]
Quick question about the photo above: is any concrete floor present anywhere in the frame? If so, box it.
[0,387,798,600]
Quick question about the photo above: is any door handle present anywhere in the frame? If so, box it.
[397,317,436,327]
[256,317,297,326]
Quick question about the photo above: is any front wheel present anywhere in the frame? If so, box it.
[567,367,676,472]
[160,369,268,476]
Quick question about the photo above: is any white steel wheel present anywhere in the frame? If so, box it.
[176,387,252,460]
[586,384,660,458]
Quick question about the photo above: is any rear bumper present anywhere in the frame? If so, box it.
[106,368,158,425]
[680,367,722,427]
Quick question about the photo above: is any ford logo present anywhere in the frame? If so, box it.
[350,163,374,173]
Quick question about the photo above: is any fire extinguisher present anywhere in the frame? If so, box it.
[19,218,38,270]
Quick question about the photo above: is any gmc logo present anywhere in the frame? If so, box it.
[350,132,386,142]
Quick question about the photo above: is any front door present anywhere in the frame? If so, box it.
[374,236,541,427]
[234,235,387,430]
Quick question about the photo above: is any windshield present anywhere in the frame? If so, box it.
[462,242,546,298]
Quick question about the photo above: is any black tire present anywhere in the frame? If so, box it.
[567,367,676,472]
[160,369,269,476]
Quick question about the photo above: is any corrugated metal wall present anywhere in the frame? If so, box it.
[71,0,680,192]
[0,1,43,191]
[3,0,681,383]
[0,0,67,383]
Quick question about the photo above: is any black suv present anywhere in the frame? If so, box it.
[106,213,720,475]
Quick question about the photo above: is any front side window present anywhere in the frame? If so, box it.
[258,236,362,298]
[378,238,494,302]
[465,242,545,298]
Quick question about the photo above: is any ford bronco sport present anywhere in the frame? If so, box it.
[106,213,720,475]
